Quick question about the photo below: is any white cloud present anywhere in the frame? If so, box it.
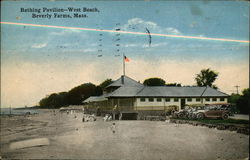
[126,18,158,30]
[82,48,96,52]
[123,42,168,48]
[31,43,47,48]
[120,18,181,35]
[50,29,82,36]
[165,28,181,35]
[50,32,64,36]
[123,44,141,47]
[189,21,197,28]
[143,42,168,48]
[89,43,98,47]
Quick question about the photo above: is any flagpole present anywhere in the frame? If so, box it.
[123,53,125,76]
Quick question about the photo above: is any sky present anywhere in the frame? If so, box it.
[1,0,249,108]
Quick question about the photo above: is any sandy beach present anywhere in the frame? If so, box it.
[0,109,249,160]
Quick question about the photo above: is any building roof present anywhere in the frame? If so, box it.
[83,96,108,103]
[135,86,228,97]
[201,87,229,97]
[107,86,144,97]
[106,75,143,88]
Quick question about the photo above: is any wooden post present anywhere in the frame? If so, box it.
[113,112,115,120]
[111,99,114,109]
[123,53,125,76]
[163,98,166,116]
[119,113,122,120]
[134,98,137,111]
[9,105,11,115]
[118,98,120,111]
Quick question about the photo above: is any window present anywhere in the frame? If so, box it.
[196,98,201,102]
[156,98,162,102]
[207,106,216,110]
[220,98,225,101]
[174,98,179,102]
[148,98,154,102]
[187,98,192,102]
[140,98,145,102]
[212,98,217,102]
[205,98,210,101]
[165,98,171,102]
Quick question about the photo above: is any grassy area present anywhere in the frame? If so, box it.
[172,118,249,125]
[197,119,249,125]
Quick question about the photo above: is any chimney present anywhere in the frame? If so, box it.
[121,75,124,84]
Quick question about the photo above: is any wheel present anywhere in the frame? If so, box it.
[222,113,229,120]
[183,113,188,119]
[197,113,204,120]
[172,113,178,118]
[188,113,193,119]
[192,114,197,119]
[178,113,184,118]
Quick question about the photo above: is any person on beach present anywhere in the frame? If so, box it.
[103,114,109,121]
[108,115,112,121]
[111,122,116,134]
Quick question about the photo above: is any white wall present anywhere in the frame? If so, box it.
[135,97,228,111]
[202,97,228,104]
[135,98,180,111]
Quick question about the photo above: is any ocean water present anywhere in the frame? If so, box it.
[0,108,39,115]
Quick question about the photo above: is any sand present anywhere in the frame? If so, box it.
[0,109,249,160]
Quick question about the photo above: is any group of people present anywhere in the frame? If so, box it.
[82,114,96,122]
[81,113,117,134]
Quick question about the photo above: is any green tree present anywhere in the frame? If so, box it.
[38,82,104,108]
[99,79,113,89]
[95,86,103,96]
[143,77,166,86]
[228,93,241,113]
[56,92,68,106]
[236,88,250,114]
[39,92,69,108]
[166,83,182,87]
[39,97,49,108]
[67,83,99,105]
[195,68,219,89]
[228,93,241,104]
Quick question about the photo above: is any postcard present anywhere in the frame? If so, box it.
[1,1,249,159]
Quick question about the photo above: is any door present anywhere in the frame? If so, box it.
[180,99,186,110]
[205,106,219,117]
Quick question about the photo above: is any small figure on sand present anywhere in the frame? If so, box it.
[82,114,96,122]
[103,114,112,121]
[111,122,116,134]
[108,115,112,121]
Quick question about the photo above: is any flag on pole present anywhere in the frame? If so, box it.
[124,56,130,62]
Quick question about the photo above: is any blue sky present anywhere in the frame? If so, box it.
[1,1,249,107]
